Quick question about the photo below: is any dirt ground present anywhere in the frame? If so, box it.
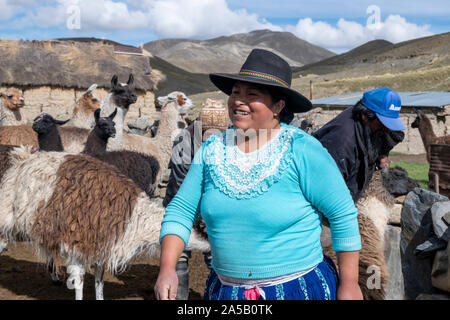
[0,241,209,300]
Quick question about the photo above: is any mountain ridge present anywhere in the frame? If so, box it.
[144,29,336,74]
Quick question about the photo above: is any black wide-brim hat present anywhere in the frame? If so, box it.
[209,48,312,113]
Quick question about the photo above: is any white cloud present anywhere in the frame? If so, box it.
[144,0,281,38]
[19,0,280,37]
[0,0,36,20]
[286,14,433,50]
[0,0,439,51]
[28,0,151,30]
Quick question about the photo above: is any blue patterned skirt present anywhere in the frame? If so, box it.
[203,256,339,300]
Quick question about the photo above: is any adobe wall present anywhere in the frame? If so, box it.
[0,86,158,127]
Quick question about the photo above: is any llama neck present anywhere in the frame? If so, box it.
[156,102,182,163]
[0,105,24,125]
[418,116,437,148]
[83,129,108,155]
[39,128,64,152]
[101,94,127,150]
[100,93,117,117]
[71,108,95,129]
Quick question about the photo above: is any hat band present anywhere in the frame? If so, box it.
[239,70,289,88]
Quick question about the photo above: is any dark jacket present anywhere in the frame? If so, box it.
[312,106,374,202]
[163,121,202,208]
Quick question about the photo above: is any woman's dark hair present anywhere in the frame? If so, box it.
[267,87,294,124]
[352,100,377,122]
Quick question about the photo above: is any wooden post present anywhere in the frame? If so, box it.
[433,172,440,194]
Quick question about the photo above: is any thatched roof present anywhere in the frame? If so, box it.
[0,40,155,91]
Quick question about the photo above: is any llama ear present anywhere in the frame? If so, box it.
[109,108,117,120]
[94,108,101,122]
[87,84,98,93]
[414,108,423,119]
[127,74,134,86]
[111,75,118,88]
[55,119,70,126]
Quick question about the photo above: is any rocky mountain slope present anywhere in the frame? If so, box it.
[144,29,335,74]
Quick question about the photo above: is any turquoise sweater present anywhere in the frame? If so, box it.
[160,124,361,279]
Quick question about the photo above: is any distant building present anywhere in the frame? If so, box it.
[309,91,450,154]
[113,44,144,56]
[0,39,161,124]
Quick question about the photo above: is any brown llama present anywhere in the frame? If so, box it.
[411,109,450,162]
[0,88,26,125]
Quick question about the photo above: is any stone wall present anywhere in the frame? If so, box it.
[0,86,157,127]
[294,105,450,155]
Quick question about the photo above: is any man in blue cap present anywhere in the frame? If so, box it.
[313,88,406,201]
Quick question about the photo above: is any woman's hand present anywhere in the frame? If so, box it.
[154,268,178,300]
[154,235,186,300]
[337,281,363,300]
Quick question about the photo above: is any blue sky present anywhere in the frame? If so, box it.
[0,0,448,53]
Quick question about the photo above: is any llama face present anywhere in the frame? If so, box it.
[1,88,25,111]
[110,74,137,110]
[94,108,117,139]
[32,113,69,135]
[97,117,116,139]
[76,91,100,115]
[156,91,193,114]
[411,109,423,128]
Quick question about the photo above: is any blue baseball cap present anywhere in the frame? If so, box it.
[361,88,406,131]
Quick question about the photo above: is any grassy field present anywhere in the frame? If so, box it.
[391,160,430,189]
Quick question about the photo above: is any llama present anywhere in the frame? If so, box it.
[33,108,156,288]
[411,109,450,162]
[156,91,194,128]
[102,88,192,186]
[0,145,209,300]
[99,74,137,150]
[31,109,160,197]
[0,124,38,148]
[82,108,160,197]
[322,168,396,300]
[32,113,70,151]
[66,84,101,129]
[0,88,26,126]
[43,77,135,153]
[0,84,100,150]
[381,166,419,197]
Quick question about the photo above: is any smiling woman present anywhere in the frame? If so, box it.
[155,49,363,301]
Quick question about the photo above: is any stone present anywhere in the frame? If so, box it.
[128,117,152,135]
[388,204,402,225]
[431,245,450,293]
[395,195,406,204]
[400,188,448,299]
[414,236,447,259]
[384,225,405,300]
[431,201,450,240]
[443,212,450,225]
[128,116,151,130]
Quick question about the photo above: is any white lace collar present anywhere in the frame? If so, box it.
[204,123,297,199]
